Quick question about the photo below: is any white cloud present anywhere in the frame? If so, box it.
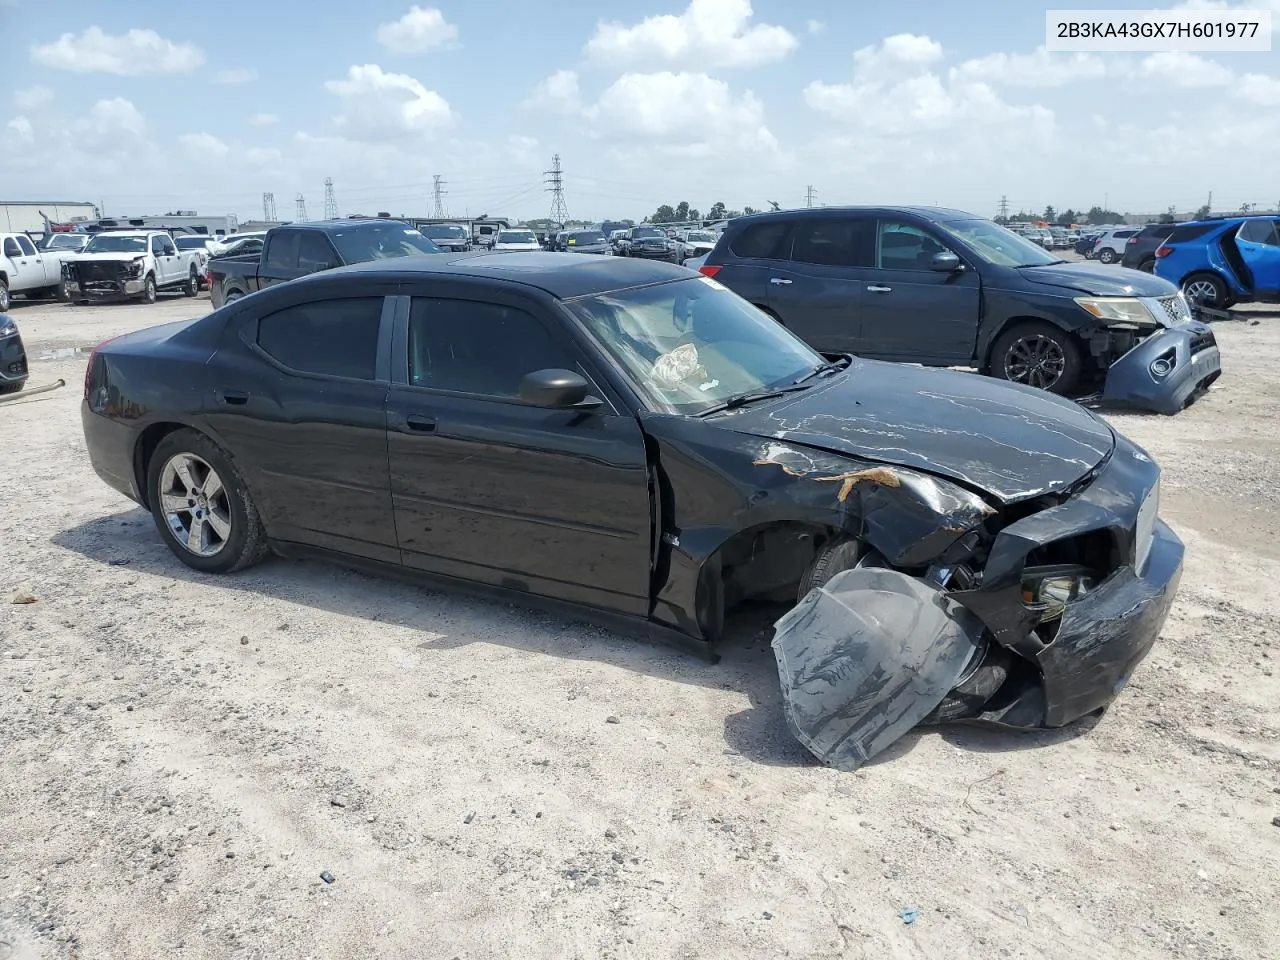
[180,132,230,159]
[807,20,825,34]
[586,0,798,68]
[215,67,258,84]
[376,6,459,54]
[952,46,1107,87]
[588,72,777,151]
[324,64,454,140]
[30,27,204,75]
[851,33,943,81]
[7,116,34,143]
[248,113,278,126]
[1138,51,1233,87]
[1238,72,1280,105]
[524,69,582,113]
[14,86,54,110]
[88,97,146,137]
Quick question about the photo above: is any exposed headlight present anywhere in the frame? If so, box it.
[1074,297,1159,329]
[129,259,145,277]
[1021,566,1096,621]
[0,318,17,337]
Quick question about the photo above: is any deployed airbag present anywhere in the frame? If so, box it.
[772,568,985,771]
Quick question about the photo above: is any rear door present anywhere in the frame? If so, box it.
[709,219,793,313]
[854,218,980,364]
[765,217,875,354]
[203,284,399,562]
[385,283,652,614]
[258,231,303,289]
[1234,219,1280,296]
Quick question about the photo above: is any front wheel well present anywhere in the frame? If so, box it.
[133,422,191,508]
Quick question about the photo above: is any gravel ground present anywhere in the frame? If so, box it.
[2,290,1278,960]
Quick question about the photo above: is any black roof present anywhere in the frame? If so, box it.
[726,205,982,226]
[315,251,690,300]
[279,218,410,233]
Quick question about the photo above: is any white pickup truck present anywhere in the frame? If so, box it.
[63,230,203,304]
[0,232,79,309]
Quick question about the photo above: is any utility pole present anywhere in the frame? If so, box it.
[323,178,339,220]
[545,154,568,225]
[1206,190,1212,215]
[262,192,277,222]
[295,194,308,222]
[432,175,447,218]
[997,195,1009,221]
[805,185,817,208]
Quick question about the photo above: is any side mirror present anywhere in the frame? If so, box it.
[519,368,600,409]
[930,251,963,272]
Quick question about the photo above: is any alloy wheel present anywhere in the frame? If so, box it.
[158,452,232,557]
[1184,279,1219,306]
[1004,335,1066,390]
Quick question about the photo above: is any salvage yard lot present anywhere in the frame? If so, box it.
[3,294,1279,959]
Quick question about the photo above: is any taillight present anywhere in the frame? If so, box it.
[1127,237,1138,244]
[83,347,97,398]
[1155,246,1174,258]
[698,264,722,278]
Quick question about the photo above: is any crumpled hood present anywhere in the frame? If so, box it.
[1017,261,1179,298]
[716,359,1115,503]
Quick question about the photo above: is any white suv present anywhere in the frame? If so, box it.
[1090,227,1139,264]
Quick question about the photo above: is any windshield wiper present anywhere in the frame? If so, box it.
[792,357,848,384]
[696,382,815,417]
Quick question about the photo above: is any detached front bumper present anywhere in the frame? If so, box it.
[1101,321,1221,414]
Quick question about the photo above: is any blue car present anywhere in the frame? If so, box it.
[1153,215,1280,309]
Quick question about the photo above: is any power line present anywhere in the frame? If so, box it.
[323,178,339,220]
[545,154,569,224]
[262,192,277,221]
[432,175,447,218]
[295,193,308,221]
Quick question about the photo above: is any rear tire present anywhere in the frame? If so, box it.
[1182,272,1229,310]
[989,321,1083,395]
[1097,248,1117,264]
[1137,258,1155,274]
[147,428,269,574]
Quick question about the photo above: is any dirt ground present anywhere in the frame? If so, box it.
[2,289,1278,960]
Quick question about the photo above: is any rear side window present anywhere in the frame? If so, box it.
[15,235,37,256]
[264,232,299,270]
[729,221,792,259]
[408,298,576,399]
[1237,219,1280,245]
[1138,225,1174,240]
[256,297,383,380]
[791,218,875,268]
[1166,223,1217,243]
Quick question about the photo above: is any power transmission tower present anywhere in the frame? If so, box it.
[323,178,339,220]
[262,192,277,221]
[432,175,447,218]
[998,195,1009,220]
[805,185,817,208]
[545,154,569,224]
[295,194,308,221]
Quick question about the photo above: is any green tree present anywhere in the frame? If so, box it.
[675,201,690,221]
[742,205,758,216]
[688,208,701,221]
[1057,208,1076,226]
[707,201,727,221]
[1043,205,1057,223]
[650,204,676,223]
[1194,204,1210,219]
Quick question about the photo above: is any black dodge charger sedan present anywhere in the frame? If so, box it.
[80,252,1183,769]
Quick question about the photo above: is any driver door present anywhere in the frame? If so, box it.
[1235,219,1280,296]
[385,286,653,614]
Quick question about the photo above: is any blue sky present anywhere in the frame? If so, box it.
[3,0,1279,222]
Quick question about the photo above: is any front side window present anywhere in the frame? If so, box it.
[256,297,383,380]
[935,219,1057,267]
[3,238,20,258]
[329,225,440,263]
[408,298,577,399]
[877,221,948,271]
[568,277,823,416]
[297,232,338,271]
[791,219,874,268]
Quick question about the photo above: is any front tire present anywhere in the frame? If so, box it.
[989,321,1083,395]
[0,278,10,312]
[147,429,269,574]
[140,273,157,304]
[1182,272,1229,310]
[183,268,199,297]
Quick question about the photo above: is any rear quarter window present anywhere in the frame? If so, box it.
[1166,223,1217,243]
[729,221,792,259]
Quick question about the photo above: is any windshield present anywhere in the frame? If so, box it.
[567,231,604,244]
[43,234,85,250]
[84,235,147,253]
[497,230,536,243]
[329,225,441,262]
[632,227,663,239]
[419,224,468,239]
[568,277,824,415]
[175,237,209,250]
[685,231,714,242]
[935,219,1058,267]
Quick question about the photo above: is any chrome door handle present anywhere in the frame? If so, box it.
[769,277,792,285]
[867,285,892,293]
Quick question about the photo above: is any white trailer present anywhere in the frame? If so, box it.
[0,201,99,234]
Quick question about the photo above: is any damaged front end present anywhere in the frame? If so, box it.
[63,257,148,300]
[760,435,1183,772]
